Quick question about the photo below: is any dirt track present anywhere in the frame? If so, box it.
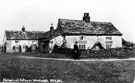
[18,56,135,61]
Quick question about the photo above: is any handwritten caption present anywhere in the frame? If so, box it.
[3,78,63,83]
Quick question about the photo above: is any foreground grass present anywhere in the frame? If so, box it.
[0,53,135,83]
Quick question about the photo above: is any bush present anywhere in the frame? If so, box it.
[52,46,73,55]
[52,46,135,59]
[80,47,135,59]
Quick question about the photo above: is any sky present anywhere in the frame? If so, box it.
[0,0,135,44]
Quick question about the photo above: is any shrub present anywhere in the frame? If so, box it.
[52,46,73,55]
[80,47,135,59]
[52,46,135,59]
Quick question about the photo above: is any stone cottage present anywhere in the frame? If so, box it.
[3,26,45,52]
[40,13,123,53]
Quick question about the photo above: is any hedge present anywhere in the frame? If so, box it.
[80,47,135,58]
[52,47,135,59]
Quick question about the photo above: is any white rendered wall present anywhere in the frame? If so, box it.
[51,35,122,49]
[6,40,38,52]
[111,36,122,48]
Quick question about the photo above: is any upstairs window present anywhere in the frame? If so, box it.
[15,40,19,43]
[80,36,86,40]
[106,37,112,40]
[81,36,83,40]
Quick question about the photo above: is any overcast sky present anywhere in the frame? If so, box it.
[0,0,135,44]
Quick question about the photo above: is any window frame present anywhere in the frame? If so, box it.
[79,44,86,50]
[106,44,112,49]
[106,37,113,49]
[106,37,112,40]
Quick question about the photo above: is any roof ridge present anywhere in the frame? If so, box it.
[59,18,84,22]
[5,30,46,40]
[89,21,112,24]
[5,30,46,32]
[59,18,112,23]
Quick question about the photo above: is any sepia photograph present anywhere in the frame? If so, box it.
[0,0,135,83]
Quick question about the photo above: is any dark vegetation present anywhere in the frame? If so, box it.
[52,47,135,59]
[0,54,135,83]
[81,47,135,58]
[0,47,135,83]
[1,47,135,60]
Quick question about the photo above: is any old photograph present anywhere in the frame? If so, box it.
[0,0,135,83]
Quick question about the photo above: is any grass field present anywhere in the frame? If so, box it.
[0,53,135,83]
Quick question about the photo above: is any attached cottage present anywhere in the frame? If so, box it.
[3,26,45,52]
[40,13,123,53]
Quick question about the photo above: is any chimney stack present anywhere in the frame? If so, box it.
[83,13,90,23]
[22,26,25,32]
[50,23,54,37]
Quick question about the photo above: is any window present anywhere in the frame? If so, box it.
[79,44,86,50]
[106,41,112,49]
[106,37,112,49]
[32,40,35,43]
[78,36,86,50]
[106,37,112,40]
[81,36,83,40]
[80,36,86,40]
[106,44,112,49]
[15,40,19,43]
[106,42,112,49]
[105,41,113,43]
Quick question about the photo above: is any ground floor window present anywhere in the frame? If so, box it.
[31,44,37,51]
[79,44,86,50]
[106,40,113,49]
[106,44,112,49]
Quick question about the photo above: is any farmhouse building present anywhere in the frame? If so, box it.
[3,26,45,52]
[40,13,123,53]
[3,13,123,53]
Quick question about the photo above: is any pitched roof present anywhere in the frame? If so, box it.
[5,30,45,40]
[43,19,122,40]
[57,19,122,35]
[41,29,62,41]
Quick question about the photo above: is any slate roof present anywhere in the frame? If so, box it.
[43,19,122,40]
[5,30,45,40]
